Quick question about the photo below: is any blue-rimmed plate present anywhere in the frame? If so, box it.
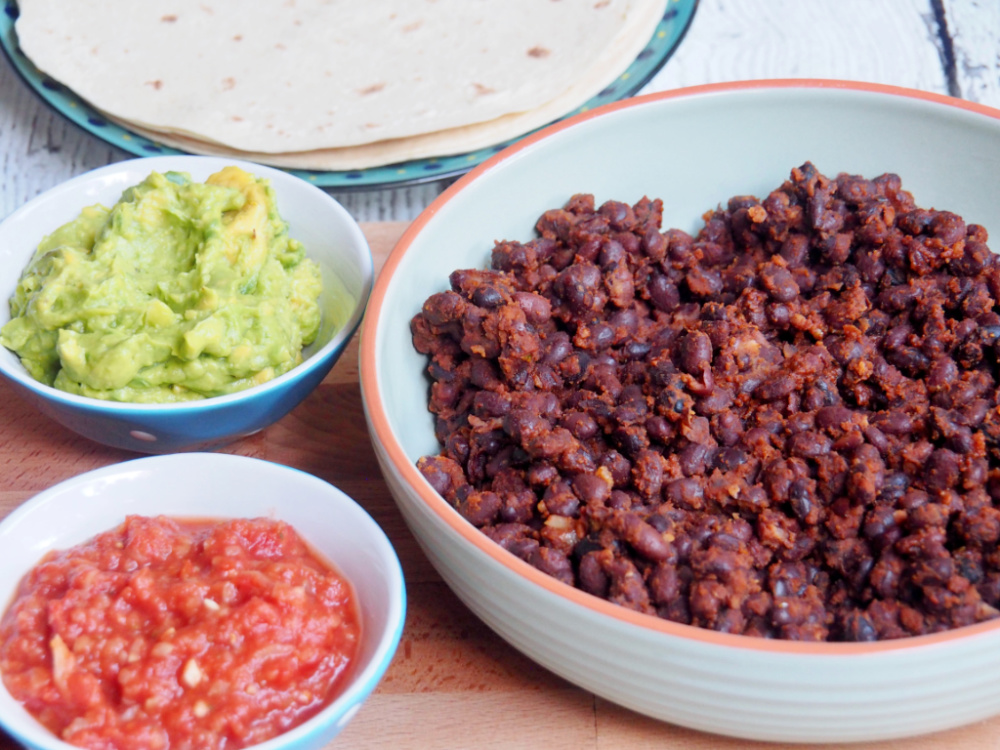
[0,0,697,190]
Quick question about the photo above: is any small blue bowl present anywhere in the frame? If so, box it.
[0,156,373,453]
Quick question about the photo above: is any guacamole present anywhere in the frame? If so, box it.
[0,166,323,402]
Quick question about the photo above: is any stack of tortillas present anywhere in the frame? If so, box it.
[15,0,667,171]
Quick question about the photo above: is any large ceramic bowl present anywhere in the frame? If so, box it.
[359,80,1000,743]
[0,156,374,453]
[0,453,406,750]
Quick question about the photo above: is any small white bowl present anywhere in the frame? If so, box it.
[0,453,406,750]
[360,80,1000,743]
[0,156,374,453]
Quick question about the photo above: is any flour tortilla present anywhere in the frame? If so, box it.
[93,0,666,171]
[16,0,666,160]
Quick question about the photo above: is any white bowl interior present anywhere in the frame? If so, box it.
[0,156,373,402]
[376,85,1000,463]
[0,453,404,750]
[365,83,1000,742]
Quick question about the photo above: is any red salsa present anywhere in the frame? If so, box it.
[0,515,360,750]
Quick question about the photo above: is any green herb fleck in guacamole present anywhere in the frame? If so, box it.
[0,166,324,402]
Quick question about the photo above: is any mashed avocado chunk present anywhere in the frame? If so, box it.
[1,166,323,402]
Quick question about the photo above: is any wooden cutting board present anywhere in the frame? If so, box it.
[0,222,995,749]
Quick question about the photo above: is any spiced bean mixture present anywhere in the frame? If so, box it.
[411,162,1000,641]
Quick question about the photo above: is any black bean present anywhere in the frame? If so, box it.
[472,284,505,308]
[760,262,800,302]
[561,411,599,440]
[924,449,962,491]
[677,331,713,374]
[648,273,680,312]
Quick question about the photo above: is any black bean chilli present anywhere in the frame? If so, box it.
[411,162,1000,641]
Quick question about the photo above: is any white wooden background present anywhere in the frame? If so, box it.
[1,0,998,223]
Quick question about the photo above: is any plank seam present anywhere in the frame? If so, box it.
[929,0,962,97]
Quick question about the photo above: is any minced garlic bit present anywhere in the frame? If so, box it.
[151,642,175,658]
[203,598,221,611]
[193,700,211,718]
[181,658,203,688]
[594,465,614,488]
[50,634,75,685]
[544,514,574,530]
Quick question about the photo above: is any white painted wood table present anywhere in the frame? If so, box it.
[2,2,1000,749]
[2,0,998,223]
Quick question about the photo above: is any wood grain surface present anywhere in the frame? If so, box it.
[2,223,1000,750]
